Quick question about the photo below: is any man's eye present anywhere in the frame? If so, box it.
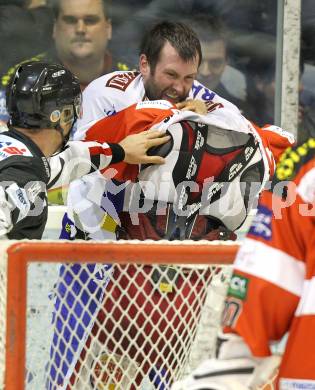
[61,16,100,25]
[209,59,225,69]
[83,16,100,25]
[62,16,77,24]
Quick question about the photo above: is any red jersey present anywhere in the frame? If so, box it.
[85,100,294,184]
[223,138,315,387]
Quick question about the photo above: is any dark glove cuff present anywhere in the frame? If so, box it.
[108,143,125,163]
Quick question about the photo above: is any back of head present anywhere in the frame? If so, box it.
[6,61,81,130]
[139,20,202,71]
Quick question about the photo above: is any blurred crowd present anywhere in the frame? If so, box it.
[0,0,314,142]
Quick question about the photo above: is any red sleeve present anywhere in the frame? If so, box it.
[84,103,175,181]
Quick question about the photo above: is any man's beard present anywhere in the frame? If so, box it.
[144,78,188,104]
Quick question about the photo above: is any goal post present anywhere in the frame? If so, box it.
[1,240,239,390]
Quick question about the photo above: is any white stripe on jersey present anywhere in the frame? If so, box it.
[234,238,305,296]
[295,277,315,316]
[297,166,315,204]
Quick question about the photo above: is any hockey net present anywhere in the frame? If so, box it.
[0,240,274,390]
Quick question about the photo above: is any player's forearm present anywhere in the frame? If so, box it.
[47,141,124,189]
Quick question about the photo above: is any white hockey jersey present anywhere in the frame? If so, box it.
[73,71,241,140]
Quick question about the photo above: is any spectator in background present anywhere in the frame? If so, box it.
[0,3,48,76]
[0,3,52,129]
[48,0,125,89]
[246,58,315,143]
[27,1,54,54]
[187,16,250,116]
[0,0,128,125]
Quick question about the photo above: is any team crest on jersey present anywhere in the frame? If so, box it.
[248,204,272,240]
[106,71,139,91]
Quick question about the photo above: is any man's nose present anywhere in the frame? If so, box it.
[199,62,211,77]
[75,19,87,33]
[171,80,186,95]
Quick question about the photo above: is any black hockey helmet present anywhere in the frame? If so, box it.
[6,61,81,130]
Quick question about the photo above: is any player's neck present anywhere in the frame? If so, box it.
[15,127,61,157]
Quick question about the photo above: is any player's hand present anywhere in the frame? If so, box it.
[176,99,207,115]
[119,130,171,164]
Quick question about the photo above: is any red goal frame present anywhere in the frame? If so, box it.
[4,241,239,389]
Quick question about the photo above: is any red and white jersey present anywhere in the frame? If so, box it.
[223,139,315,387]
[64,100,294,240]
[73,71,241,140]
[48,139,122,189]
[84,100,294,185]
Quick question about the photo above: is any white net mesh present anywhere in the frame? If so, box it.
[1,240,237,390]
[30,263,231,389]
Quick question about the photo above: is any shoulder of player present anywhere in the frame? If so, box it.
[273,138,315,184]
[190,79,241,113]
[0,133,34,160]
[0,131,50,179]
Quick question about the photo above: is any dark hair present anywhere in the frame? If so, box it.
[186,15,227,46]
[139,20,202,72]
[0,0,28,5]
[48,0,111,19]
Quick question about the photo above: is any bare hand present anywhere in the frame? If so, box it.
[176,99,207,115]
[119,130,171,164]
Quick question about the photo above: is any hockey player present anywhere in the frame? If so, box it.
[171,138,315,389]
[51,100,296,389]
[60,20,245,238]
[0,61,170,239]
[72,20,239,141]
[67,99,295,241]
